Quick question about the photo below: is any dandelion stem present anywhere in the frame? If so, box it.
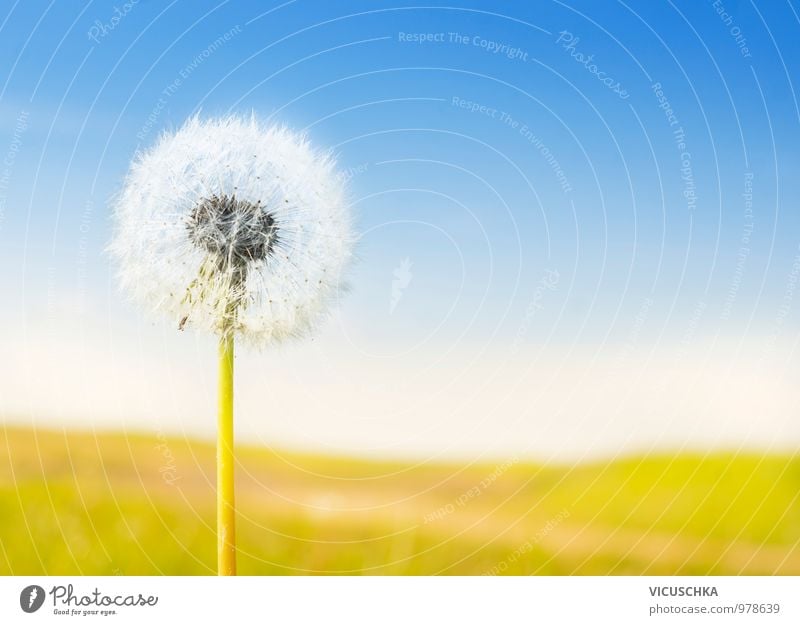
[217,331,236,575]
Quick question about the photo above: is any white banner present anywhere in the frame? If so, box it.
[0,576,797,624]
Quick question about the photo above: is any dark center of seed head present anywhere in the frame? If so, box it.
[187,193,278,266]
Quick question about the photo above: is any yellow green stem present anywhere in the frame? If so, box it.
[217,332,236,575]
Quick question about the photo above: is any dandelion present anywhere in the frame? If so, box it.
[109,114,353,575]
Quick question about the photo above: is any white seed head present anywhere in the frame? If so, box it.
[109,114,353,344]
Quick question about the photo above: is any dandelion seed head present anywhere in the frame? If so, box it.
[187,193,279,262]
[109,114,354,344]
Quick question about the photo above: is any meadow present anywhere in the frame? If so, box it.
[1,426,798,575]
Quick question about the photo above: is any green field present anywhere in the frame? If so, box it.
[1,426,798,575]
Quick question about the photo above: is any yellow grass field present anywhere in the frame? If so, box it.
[1,426,798,575]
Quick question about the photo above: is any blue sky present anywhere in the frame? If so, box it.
[1,1,799,458]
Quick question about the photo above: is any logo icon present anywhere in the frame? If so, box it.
[390,258,413,314]
[20,585,45,613]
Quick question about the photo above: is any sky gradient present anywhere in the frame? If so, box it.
[1,0,799,460]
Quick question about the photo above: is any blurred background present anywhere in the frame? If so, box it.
[1,0,799,574]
